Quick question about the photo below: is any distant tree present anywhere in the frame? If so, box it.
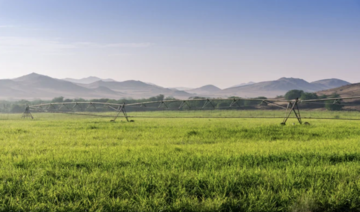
[228,96,240,99]
[18,99,31,105]
[149,94,165,101]
[244,97,266,106]
[189,96,206,100]
[257,96,267,100]
[63,99,73,102]
[90,98,108,103]
[165,96,176,100]
[32,99,46,105]
[300,92,318,100]
[10,104,24,113]
[156,94,165,101]
[107,99,118,104]
[325,93,343,111]
[300,93,320,107]
[51,96,64,103]
[74,98,86,102]
[285,90,304,100]
[216,101,229,109]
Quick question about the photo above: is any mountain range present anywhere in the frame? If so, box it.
[317,83,360,97]
[0,73,353,100]
[0,73,192,100]
[219,78,350,98]
[63,76,115,84]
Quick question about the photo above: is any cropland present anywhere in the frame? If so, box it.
[1,111,360,211]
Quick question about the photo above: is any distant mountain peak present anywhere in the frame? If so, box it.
[29,72,40,76]
[200,84,220,89]
[1,73,353,100]
[13,72,52,82]
[311,78,350,90]
[311,78,350,84]
[278,77,306,81]
[187,84,221,95]
[64,76,116,84]
[228,81,255,89]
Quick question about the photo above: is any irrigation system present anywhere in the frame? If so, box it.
[21,96,360,125]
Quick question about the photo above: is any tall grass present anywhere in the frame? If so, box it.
[0,113,360,211]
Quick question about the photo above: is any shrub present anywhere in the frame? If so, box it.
[285,90,304,100]
[325,93,343,111]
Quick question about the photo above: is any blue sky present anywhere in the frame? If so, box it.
[0,0,359,88]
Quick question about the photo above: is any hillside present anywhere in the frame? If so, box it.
[81,80,192,99]
[311,78,350,90]
[0,73,124,100]
[0,79,29,99]
[0,73,352,100]
[1,73,195,100]
[187,85,221,95]
[220,77,350,98]
[317,83,360,97]
[229,82,255,88]
[220,78,318,97]
[64,77,115,84]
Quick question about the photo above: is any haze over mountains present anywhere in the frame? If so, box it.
[187,85,222,96]
[63,77,115,84]
[0,73,353,100]
[0,73,192,100]
[219,78,350,98]
[317,83,360,97]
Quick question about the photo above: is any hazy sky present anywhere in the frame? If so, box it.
[0,0,359,88]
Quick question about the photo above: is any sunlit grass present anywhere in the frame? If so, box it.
[0,112,360,211]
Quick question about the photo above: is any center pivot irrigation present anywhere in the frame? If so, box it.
[22,96,360,125]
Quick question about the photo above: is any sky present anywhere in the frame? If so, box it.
[0,0,359,88]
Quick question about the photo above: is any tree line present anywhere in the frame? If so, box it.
[284,90,343,110]
[0,91,346,113]
[0,95,272,113]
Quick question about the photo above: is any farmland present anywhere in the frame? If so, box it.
[1,112,360,211]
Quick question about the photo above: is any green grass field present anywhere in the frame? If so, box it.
[1,111,360,211]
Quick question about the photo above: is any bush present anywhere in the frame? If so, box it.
[10,104,24,113]
[51,96,64,103]
[244,97,266,106]
[285,90,304,100]
[325,93,343,111]
[300,92,318,100]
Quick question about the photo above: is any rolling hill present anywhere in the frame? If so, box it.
[0,73,124,100]
[0,73,194,100]
[63,76,115,84]
[219,77,351,98]
[311,78,350,90]
[187,85,222,96]
[0,73,353,100]
[80,80,192,99]
[317,83,360,97]
[228,82,255,88]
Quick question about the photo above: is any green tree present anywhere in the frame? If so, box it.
[216,101,229,109]
[51,96,64,103]
[285,90,304,100]
[10,104,24,113]
[74,98,86,102]
[300,92,318,100]
[63,99,73,102]
[165,96,176,100]
[325,93,343,111]
[244,97,267,107]
[149,94,164,102]
[257,96,267,100]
